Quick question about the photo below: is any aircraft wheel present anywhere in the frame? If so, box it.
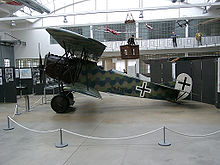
[61,91,75,105]
[51,95,69,113]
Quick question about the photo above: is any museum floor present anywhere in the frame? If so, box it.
[0,93,220,165]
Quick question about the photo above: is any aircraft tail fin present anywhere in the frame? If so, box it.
[174,73,193,101]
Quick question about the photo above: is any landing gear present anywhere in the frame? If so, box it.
[51,91,75,113]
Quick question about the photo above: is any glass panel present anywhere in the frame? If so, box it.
[4,59,10,67]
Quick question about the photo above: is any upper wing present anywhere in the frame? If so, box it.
[46,28,106,61]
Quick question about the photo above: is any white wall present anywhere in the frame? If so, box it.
[0,23,10,40]
[116,60,125,72]
[12,29,64,59]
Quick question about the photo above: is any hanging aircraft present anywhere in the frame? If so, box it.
[0,0,50,14]
[95,26,135,36]
[176,20,190,28]
[193,17,220,27]
[145,23,154,30]
[41,28,193,113]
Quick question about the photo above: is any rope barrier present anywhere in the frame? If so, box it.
[62,127,163,140]
[14,96,42,115]
[4,115,220,149]
[12,105,19,118]
[8,116,59,133]
[166,127,220,138]
[8,115,163,140]
[30,97,43,109]
[7,115,220,139]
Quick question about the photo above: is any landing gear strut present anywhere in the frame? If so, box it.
[51,92,75,113]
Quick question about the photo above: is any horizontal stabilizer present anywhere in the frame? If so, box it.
[64,83,102,99]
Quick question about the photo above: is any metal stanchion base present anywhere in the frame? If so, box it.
[3,127,15,131]
[15,112,21,115]
[55,143,68,148]
[158,142,171,146]
[27,109,33,112]
[15,105,21,115]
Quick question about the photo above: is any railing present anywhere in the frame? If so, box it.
[103,36,220,52]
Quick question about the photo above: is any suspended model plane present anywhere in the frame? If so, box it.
[94,26,135,36]
[176,20,190,28]
[0,0,50,14]
[42,28,193,113]
[145,23,154,30]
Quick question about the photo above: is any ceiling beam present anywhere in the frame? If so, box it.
[0,1,220,22]
[0,6,10,15]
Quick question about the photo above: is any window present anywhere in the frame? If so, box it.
[27,60,31,67]
[139,20,185,40]
[189,19,220,37]
[4,59,10,67]
[93,23,136,42]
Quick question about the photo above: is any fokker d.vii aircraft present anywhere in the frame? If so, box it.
[43,28,192,113]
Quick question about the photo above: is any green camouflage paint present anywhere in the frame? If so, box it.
[77,60,179,101]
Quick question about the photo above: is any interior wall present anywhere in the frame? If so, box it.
[12,29,64,60]
[0,45,14,67]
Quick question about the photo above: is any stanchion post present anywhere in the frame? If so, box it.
[41,95,44,105]
[56,128,68,148]
[44,87,47,104]
[158,126,171,146]
[15,104,21,115]
[3,116,15,131]
[24,95,30,112]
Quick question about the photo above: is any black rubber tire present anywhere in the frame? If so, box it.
[51,94,70,113]
[61,91,75,105]
[61,91,73,99]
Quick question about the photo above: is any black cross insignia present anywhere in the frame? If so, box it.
[136,82,151,98]
[178,77,191,90]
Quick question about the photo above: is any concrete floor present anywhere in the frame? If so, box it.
[0,93,220,165]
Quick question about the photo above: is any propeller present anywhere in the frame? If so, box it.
[38,43,45,84]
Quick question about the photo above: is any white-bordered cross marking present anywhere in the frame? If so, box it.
[178,77,191,91]
[136,82,151,98]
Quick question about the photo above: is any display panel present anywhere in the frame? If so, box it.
[20,68,32,79]
[5,68,14,83]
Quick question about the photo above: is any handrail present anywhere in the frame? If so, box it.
[103,36,220,52]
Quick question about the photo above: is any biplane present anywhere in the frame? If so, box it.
[42,28,192,113]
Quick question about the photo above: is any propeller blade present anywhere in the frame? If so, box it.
[38,43,44,84]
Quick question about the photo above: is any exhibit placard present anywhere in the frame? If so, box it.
[20,68,32,79]
[5,68,14,83]
[15,69,20,78]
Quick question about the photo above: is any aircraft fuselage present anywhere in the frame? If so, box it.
[45,54,179,101]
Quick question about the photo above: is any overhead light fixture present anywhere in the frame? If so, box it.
[172,0,185,3]
[63,16,68,23]
[139,11,143,18]
[11,20,16,26]
[203,6,208,14]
